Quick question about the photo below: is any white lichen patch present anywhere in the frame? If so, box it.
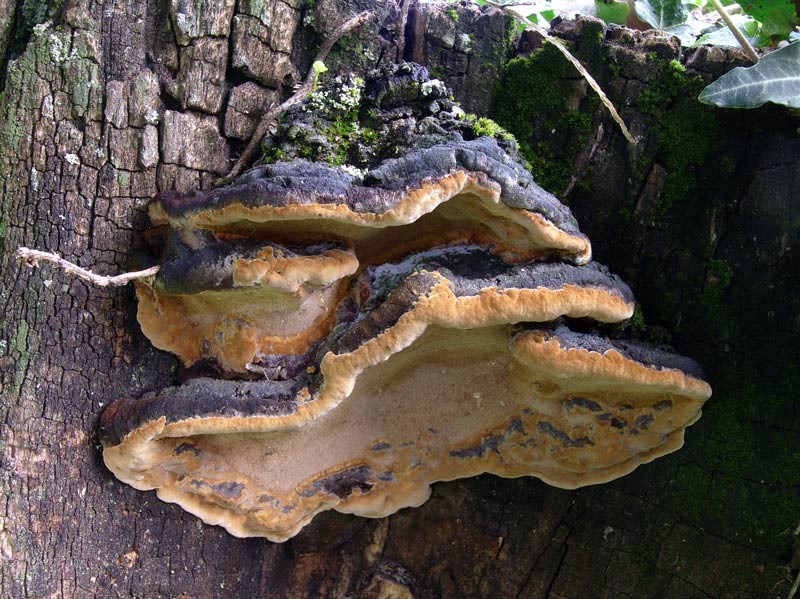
[340,164,366,179]
[48,33,69,64]
[308,76,364,115]
[421,79,448,98]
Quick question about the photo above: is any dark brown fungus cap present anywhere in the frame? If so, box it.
[104,248,638,445]
[102,322,709,540]
[149,138,592,265]
[136,237,358,372]
[137,138,598,373]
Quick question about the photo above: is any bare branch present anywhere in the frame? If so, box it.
[219,11,374,185]
[15,247,159,287]
[485,0,637,144]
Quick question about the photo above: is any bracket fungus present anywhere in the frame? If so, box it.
[100,64,711,541]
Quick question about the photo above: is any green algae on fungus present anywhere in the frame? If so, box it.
[259,64,530,171]
[260,74,368,168]
[468,115,517,143]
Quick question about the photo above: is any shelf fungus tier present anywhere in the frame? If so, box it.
[148,138,592,266]
[102,246,711,541]
[136,238,359,372]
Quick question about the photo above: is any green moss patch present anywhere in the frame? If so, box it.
[490,39,601,193]
[637,60,720,214]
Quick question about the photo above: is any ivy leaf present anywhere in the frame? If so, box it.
[739,0,799,39]
[595,0,629,25]
[634,0,689,29]
[693,14,761,48]
[698,42,800,109]
[667,9,719,47]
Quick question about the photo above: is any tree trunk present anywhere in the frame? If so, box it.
[0,1,796,598]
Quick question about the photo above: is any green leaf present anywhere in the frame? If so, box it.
[595,0,629,24]
[698,42,800,109]
[312,60,328,75]
[634,0,690,29]
[739,0,799,39]
[693,14,760,48]
[539,8,556,21]
[666,13,713,47]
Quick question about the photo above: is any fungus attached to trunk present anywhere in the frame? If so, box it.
[102,251,708,540]
[101,64,711,540]
[137,137,595,372]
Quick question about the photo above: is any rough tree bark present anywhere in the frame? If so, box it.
[0,1,797,598]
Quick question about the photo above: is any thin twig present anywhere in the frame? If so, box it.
[219,11,374,185]
[789,570,800,599]
[484,0,637,144]
[15,247,159,287]
[708,0,759,63]
[789,525,800,599]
